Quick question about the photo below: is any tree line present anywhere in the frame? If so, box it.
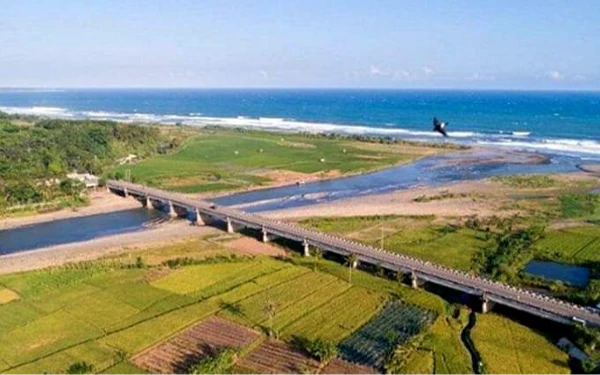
[0,112,175,208]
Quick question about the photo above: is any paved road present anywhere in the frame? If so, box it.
[108,180,600,326]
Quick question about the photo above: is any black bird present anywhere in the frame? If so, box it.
[433,117,449,137]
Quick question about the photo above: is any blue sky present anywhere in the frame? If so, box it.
[1,0,599,89]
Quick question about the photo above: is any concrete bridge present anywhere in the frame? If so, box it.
[107,179,600,327]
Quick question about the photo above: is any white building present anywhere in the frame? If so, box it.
[66,172,100,188]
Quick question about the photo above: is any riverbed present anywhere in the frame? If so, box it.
[0,149,586,255]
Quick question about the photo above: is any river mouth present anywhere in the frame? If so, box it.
[0,208,165,255]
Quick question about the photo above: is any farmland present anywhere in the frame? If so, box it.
[0,233,580,374]
[301,215,489,270]
[471,313,569,374]
[110,127,456,194]
[338,300,436,370]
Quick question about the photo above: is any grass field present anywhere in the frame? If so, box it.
[301,215,489,270]
[534,225,600,263]
[110,128,448,193]
[471,313,569,374]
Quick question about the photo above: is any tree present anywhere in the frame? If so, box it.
[346,253,359,284]
[264,299,277,337]
[190,348,237,374]
[66,361,94,374]
[313,248,323,271]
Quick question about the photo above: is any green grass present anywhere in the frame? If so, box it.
[150,260,257,294]
[111,129,435,193]
[401,349,435,374]
[471,313,569,374]
[101,361,150,374]
[280,287,385,343]
[491,174,560,189]
[0,239,570,374]
[218,271,338,327]
[301,216,488,270]
[534,225,600,263]
[559,193,600,219]
[0,310,103,366]
[418,309,472,374]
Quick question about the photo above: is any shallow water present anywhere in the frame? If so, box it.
[0,208,164,255]
[524,260,590,287]
[213,150,580,212]
[0,149,585,255]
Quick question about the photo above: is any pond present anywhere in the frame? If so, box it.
[524,260,590,287]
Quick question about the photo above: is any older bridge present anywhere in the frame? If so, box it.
[107,179,600,327]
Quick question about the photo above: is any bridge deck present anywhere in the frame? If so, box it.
[107,180,600,327]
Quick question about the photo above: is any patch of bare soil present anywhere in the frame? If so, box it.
[265,180,514,220]
[132,316,261,374]
[225,237,287,257]
[237,339,320,374]
[320,358,378,374]
[257,169,341,187]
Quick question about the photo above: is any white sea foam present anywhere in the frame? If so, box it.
[2,105,599,158]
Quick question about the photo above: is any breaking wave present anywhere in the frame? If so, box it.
[1,105,600,159]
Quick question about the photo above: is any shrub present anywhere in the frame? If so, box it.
[189,348,238,374]
[66,361,94,374]
[294,337,338,362]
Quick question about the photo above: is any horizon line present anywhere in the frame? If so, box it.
[1,86,600,93]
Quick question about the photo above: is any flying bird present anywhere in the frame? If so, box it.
[433,117,449,137]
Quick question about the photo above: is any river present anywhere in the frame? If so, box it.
[0,149,588,255]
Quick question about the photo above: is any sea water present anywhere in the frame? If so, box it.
[1,89,599,158]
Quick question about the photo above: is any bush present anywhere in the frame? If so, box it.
[66,361,94,374]
[294,337,338,362]
[189,348,238,374]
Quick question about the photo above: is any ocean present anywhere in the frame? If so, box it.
[1,89,599,159]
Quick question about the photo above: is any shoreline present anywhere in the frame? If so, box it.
[0,190,141,231]
[0,221,216,275]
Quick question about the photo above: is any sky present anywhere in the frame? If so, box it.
[1,0,599,90]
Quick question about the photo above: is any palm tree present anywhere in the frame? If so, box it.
[346,254,359,284]
[313,248,323,271]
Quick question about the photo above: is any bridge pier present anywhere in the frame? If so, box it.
[481,296,491,314]
[195,208,205,226]
[167,201,177,218]
[226,217,234,234]
[123,187,128,197]
[303,240,310,257]
[262,227,269,243]
[144,196,154,209]
[410,271,418,289]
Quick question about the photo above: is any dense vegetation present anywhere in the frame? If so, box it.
[0,112,176,213]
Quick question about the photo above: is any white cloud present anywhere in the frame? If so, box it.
[547,70,564,80]
[464,72,495,81]
[573,74,587,81]
[369,65,390,76]
[393,70,412,80]
[259,70,268,79]
[422,66,435,75]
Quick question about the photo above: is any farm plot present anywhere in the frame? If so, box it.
[237,339,320,374]
[338,300,436,370]
[218,271,338,327]
[0,288,18,304]
[471,313,569,374]
[534,230,596,260]
[280,287,384,343]
[320,358,377,374]
[132,316,260,374]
